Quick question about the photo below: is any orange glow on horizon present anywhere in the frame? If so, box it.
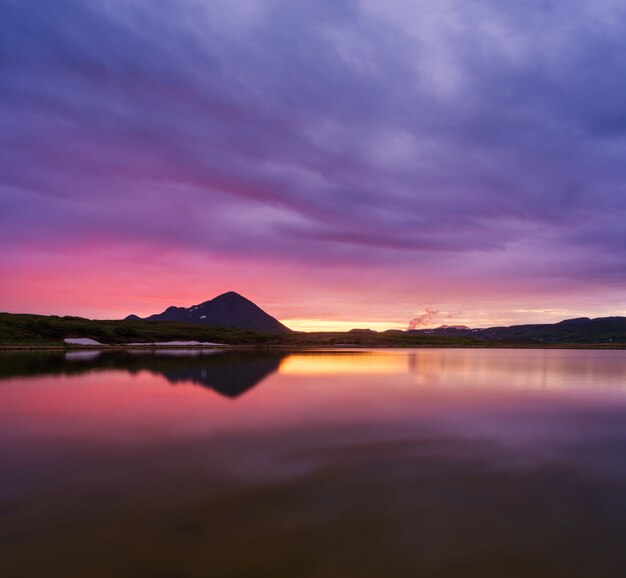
[282,319,405,332]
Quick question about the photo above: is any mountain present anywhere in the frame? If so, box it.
[126,291,291,334]
[410,316,626,344]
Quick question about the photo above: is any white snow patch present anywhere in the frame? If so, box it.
[64,338,104,346]
[200,315,207,320]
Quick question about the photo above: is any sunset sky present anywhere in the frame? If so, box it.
[2,0,626,331]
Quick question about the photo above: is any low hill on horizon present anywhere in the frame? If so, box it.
[126,291,291,334]
[411,316,626,344]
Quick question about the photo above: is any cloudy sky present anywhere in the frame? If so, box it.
[2,0,626,330]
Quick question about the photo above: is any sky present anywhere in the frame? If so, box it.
[2,0,626,331]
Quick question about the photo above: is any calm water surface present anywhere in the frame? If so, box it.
[2,348,626,577]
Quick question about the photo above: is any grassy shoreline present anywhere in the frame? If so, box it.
[3,312,626,351]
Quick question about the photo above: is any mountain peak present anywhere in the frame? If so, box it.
[135,292,291,333]
[213,291,248,302]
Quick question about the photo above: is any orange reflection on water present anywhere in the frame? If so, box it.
[279,350,407,375]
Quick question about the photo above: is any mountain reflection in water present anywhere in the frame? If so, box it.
[0,349,285,398]
[3,348,626,577]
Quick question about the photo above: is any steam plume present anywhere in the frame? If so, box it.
[408,308,440,330]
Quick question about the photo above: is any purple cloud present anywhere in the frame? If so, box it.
[2,0,626,321]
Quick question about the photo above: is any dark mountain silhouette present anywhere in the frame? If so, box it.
[126,291,291,334]
[410,316,626,344]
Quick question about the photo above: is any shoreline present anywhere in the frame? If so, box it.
[3,343,626,351]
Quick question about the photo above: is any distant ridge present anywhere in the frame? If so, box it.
[126,291,291,334]
[410,316,626,344]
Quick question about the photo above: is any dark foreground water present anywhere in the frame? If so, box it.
[2,348,626,577]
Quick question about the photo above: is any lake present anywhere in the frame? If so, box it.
[2,348,626,577]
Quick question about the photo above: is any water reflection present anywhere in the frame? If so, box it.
[161,352,283,398]
[406,348,626,390]
[2,348,626,577]
[0,349,285,398]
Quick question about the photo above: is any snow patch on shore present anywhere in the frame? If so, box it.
[64,338,104,346]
